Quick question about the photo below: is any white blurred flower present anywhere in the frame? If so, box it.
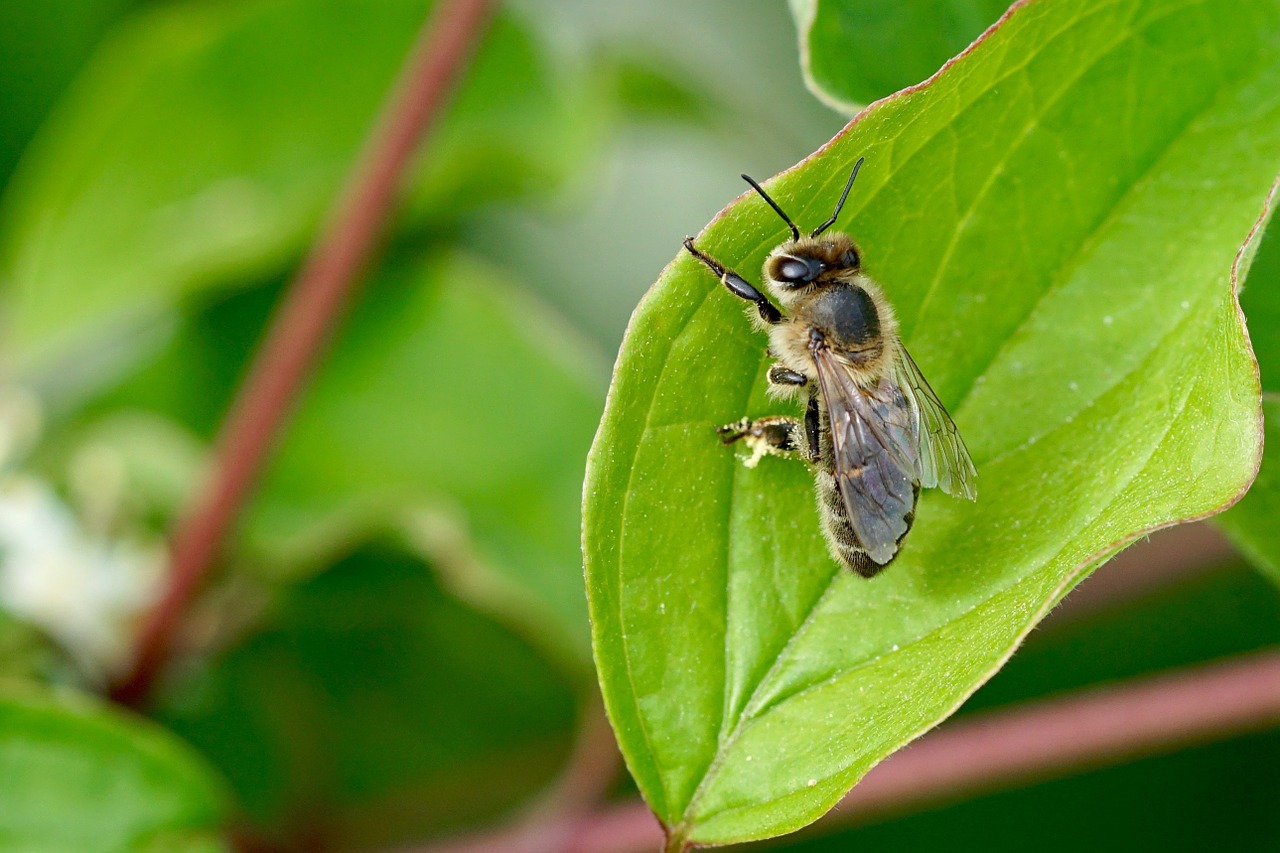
[0,476,164,682]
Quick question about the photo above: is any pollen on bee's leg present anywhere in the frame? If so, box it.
[740,429,785,468]
[720,415,799,468]
[716,418,752,444]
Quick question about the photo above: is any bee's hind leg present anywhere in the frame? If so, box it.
[717,415,802,469]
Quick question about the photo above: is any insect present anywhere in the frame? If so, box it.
[682,158,977,577]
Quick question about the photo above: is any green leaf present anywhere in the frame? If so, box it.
[584,0,1277,845]
[791,0,1012,112]
[0,0,142,185]
[0,611,65,683]
[1239,217,1280,393]
[156,545,577,850]
[0,0,595,375]
[65,275,286,442]
[244,251,603,662]
[0,684,228,852]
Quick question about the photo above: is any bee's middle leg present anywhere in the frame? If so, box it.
[764,367,822,464]
[767,365,807,387]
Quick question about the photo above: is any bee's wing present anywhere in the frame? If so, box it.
[892,343,978,500]
[811,346,920,565]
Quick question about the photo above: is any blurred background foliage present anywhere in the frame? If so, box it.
[0,0,1276,850]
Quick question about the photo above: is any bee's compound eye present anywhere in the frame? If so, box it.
[774,257,815,284]
[841,247,860,269]
[780,259,809,280]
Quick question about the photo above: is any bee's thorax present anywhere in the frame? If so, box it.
[806,285,880,351]
[768,266,898,389]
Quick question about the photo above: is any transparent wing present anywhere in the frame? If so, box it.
[811,346,919,566]
[892,343,978,500]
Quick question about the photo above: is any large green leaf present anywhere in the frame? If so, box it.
[0,0,594,376]
[584,0,1277,845]
[0,684,228,851]
[791,0,1013,111]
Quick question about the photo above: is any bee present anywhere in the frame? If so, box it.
[683,158,977,577]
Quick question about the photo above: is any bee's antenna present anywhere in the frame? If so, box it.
[741,174,801,242]
[811,157,864,237]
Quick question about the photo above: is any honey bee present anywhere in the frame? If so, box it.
[683,158,977,577]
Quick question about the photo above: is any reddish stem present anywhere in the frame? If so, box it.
[111,0,496,706]
[414,648,1280,853]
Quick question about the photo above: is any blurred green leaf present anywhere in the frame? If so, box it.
[244,250,603,661]
[0,684,228,852]
[66,274,286,441]
[60,411,208,534]
[0,0,597,376]
[791,0,1013,112]
[0,0,141,185]
[1240,219,1280,393]
[585,0,1276,845]
[157,545,577,850]
[606,58,719,125]
[0,612,63,682]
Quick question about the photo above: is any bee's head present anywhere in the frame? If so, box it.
[742,158,865,299]
[766,233,862,292]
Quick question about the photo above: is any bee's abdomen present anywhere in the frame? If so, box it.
[815,471,917,578]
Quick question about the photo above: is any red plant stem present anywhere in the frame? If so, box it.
[414,648,1280,853]
[111,0,496,706]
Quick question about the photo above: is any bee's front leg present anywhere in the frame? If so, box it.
[717,415,802,468]
[683,238,782,325]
